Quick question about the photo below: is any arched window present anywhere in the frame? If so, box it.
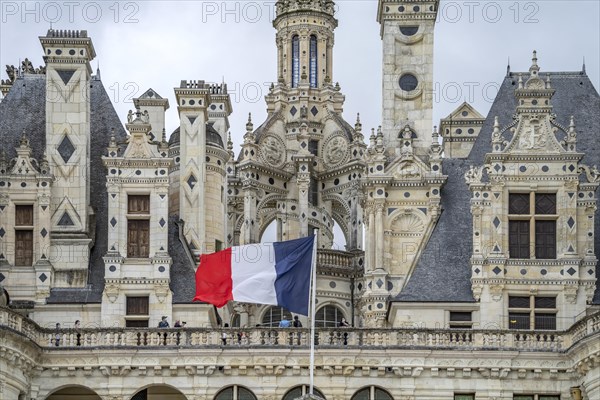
[261,306,292,327]
[291,35,300,88]
[351,387,393,400]
[215,386,257,400]
[231,313,241,328]
[315,304,345,327]
[283,386,326,400]
[309,35,318,88]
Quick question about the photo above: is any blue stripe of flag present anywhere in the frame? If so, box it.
[273,235,315,316]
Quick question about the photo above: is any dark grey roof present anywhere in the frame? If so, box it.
[168,123,224,149]
[396,70,600,303]
[168,216,198,304]
[0,74,128,303]
[206,123,224,148]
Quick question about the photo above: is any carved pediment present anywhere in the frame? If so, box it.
[505,115,563,154]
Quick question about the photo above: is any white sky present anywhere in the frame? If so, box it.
[1,0,599,247]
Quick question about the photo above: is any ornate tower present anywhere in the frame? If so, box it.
[274,0,337,88]
[377,1,439,156]
[229,0,366,250]
[39,29,95,286]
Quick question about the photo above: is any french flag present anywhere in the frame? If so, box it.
[194,236,316,315]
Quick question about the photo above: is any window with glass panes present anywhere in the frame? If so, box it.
[261,306,292,327]
[351,387,393,400]
[508,296,557,330]
[315,305,345,328]
[455,395,475,400]
[309,35,318,88]
[127,195,150,258]
[214,386,257,400]
[14,205,34,266]
[449,311,473,329]
[291,35,300,88]
[283,386,326,400]
[514,395,560,400]
[508,193,557,259]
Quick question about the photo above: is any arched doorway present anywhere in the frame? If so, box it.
[46,386,101,400]
[131,386,188,400]
[214,385,257,400]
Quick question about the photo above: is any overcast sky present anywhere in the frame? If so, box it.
[1,0,598,146]
[1,1,599,246]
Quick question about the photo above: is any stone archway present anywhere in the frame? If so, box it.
[45,386,101,400]
[130,385,188,400]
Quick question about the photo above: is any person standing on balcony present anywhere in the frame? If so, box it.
[158,316,170,328]
[293,315,302,327]
[54,323,61,346]
[279,316,291,328]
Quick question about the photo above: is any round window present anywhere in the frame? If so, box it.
[399,74,419,91]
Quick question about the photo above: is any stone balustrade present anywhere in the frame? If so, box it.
[2,307,599,352]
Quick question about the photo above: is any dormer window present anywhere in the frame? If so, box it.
[127,195,150,258]
[508,193,557,259]
[15,205,34,266]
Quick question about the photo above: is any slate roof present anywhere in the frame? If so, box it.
[1,74,126,302]
[168,123,224,149]
[395,70,600,303]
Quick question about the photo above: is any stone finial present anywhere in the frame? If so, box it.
[0,150,7,170]
[432,125,439,141]
[529,50,539,75]
[161,128,167,143]
[517,74,524,89]
[582,56,586,74]
[567,115,577,145]
[20,129,30,147]
[227,132,235,158]
[127,110,134,124]
[40,152,50,174]
[369,128,376,148]
[545,74,552,89]
[491,116,503,151]
[355,113,362,132]
[246,113,254,133]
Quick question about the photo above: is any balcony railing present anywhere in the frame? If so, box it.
[2,307,599,352]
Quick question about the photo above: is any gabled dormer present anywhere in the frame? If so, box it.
[468,53,599,330]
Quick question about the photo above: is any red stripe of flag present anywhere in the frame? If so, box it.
[193,248,233,307]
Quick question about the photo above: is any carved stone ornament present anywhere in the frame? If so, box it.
[259,135,285,167]
[104,283,119,303]
[324,135,348,166]
[464,165,484,184]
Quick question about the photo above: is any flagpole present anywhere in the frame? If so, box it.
[309,229,318,395]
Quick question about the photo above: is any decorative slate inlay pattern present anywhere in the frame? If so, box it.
[57,135,76,163]
[311,106,318,116]
[158,266,166,273]
[474,268,481,274]
[493,245,500,252]
[568,245,574,252]
[109,265,116,272]
[41,205,47,211]
[520,269,527,275]
[376,279,383,288]
[541,269,547,275]
[0,273,4,282]
[159,218,166,228]
[159,194,166,200]
[110,217,117,228]
[589,269,595,275]
[187,116,197,125]
[493,266,502,275]
[567,217,575,229]
[57,69,76,85]
[568,192,575,198]
[290,106,298,116]
[568,164,576,172]
[0,228,4,238]
[567,267,576,276]
[39,273,48,282]
[493,217,500,228]
[58,212,74,226]
[187,174,197,189]
[40,228,47,238]
[0,205,4,212]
